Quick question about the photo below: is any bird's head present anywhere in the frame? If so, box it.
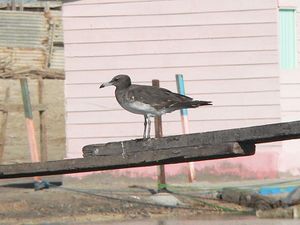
[100,74,131,89]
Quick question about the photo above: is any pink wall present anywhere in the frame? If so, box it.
[62,0,299,179]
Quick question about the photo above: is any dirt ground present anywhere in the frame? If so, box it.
[0,174,251,225]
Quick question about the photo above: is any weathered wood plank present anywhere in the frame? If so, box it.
[1,120,300,179]
[0,88,9,162]
[38,78,48,162]
[83,120,300,157]
[0,142,254,179]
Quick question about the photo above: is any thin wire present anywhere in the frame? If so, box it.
[48,183,242,213]
[46,177,300,215]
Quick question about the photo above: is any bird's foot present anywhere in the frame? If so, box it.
[143,134,152,140]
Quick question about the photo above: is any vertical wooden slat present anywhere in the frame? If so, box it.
[11,0,16,11]
[38,78,48,162]
[0,88,10,163]
[152,79,167,192]
[19,0,23,11]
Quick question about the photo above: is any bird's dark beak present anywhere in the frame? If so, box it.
[99,81,112,88]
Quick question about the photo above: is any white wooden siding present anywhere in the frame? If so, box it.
[63,0,282,174]
[298,10,300,63]
[278,2,300,174]
[63,10,277,30]
[280,72,300,174]
[280,1,300,121]
[63,0,276,16]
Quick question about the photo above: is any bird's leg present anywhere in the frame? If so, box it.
[147,117,151,138]
[143,115,147,139]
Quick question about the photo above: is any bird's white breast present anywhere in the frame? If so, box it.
[123,101,163,116]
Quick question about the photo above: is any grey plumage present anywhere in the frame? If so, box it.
[100,74,212,138]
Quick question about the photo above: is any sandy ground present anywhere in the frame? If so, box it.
[0,174,251,225]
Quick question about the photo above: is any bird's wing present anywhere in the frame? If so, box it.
[126,85,193,110]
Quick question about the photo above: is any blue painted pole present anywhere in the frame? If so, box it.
[176,74,188,117]
[175,74,195,183]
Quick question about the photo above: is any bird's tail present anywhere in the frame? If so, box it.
[183,100,212,108]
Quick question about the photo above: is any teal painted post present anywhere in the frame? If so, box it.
[20,79,33,119]
[176,74,188,116]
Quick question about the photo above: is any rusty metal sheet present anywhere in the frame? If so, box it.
[50,46,64,70]
[0,9,64,78]
[0,10,48,49]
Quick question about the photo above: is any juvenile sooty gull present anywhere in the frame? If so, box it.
[100,75,212,139]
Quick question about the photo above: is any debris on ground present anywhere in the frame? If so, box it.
[218,186,300,219]
[217,188,279,210]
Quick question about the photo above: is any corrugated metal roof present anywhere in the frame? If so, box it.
[0,11,48,48]
[0,9,64,78]
[0,1,62,9]
[50,46,64,70]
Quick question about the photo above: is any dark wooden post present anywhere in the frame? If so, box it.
[0,88,10,162]
[152,79,167,192]
[19,0,23,11]
[38,78,48,162]
[11,0,16,10]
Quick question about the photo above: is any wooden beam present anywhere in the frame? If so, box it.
[0,104,47,112]
[38,78,48,162]
[83,120,300,157]
[0,120,300,179]
[0,69,65,80]
[0,142,255,179]
[0,88,10,162]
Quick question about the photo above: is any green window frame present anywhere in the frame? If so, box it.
[279,9,297,69]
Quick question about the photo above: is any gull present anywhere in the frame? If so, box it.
[100,75,212,138]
